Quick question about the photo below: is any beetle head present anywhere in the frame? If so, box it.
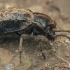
[45,29,55,41]
[46,20,70,40]
[45,20,56,41]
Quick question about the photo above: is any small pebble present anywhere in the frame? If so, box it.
[50,42,53,46]
[5,64,14,70]
[65,39,70,44]
[15,50,19,53]
[59,63,67,68]
[68,63,70,68]
[44,62,50,68]
[65,54,69,58]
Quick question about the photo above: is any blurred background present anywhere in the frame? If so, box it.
[0,0,70,20]
[0,0,70,70]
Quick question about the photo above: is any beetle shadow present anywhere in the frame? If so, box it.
[0,36,53,57]
[0,35,52,53]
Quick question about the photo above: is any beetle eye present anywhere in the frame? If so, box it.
[45,29,55,41]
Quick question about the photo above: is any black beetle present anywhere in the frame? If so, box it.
[0,8,70,63]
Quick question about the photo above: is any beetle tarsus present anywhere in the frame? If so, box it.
[42,52,46,60]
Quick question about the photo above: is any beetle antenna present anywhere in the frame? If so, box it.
[54,30,70,32]
[54,34,70,39]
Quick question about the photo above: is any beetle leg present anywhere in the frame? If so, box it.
[19,34,31,63]
[31,24,46,60]
[19,36,23,63]
[38,39,46,60]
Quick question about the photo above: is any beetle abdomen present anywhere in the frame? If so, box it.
[0,8,33,34]
[0,20,26,34]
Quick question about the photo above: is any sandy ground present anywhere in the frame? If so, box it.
[0,0,70,70]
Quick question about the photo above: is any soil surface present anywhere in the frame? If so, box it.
[0,0,70,70]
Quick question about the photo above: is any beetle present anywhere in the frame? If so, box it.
[0,8,70,63]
